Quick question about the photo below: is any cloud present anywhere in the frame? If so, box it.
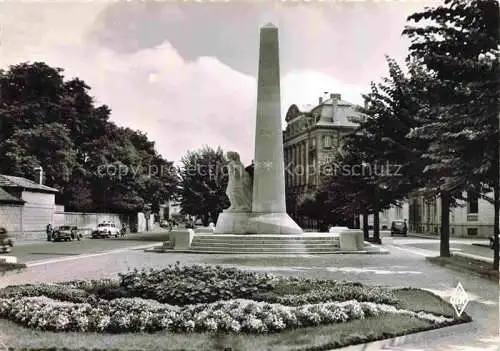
[0,1,436,165]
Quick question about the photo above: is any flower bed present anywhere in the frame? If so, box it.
[0,263,461,334]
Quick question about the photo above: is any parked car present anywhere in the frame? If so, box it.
[390,220,408,236]
[91,222,121,238]
[160,220,169,228]
[0,227,13,253]
[52,225,79,242]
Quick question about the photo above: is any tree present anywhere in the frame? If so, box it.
[403,0,499,264]
[318,58,429,243]
[0,62,178,214]
[179,146,229,225]
[1,123,77,192]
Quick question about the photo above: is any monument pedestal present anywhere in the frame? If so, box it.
[214,210,253,234]
[246,213,303,234]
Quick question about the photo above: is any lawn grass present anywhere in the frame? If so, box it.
[427,255,499,281]
[0,288,471,351]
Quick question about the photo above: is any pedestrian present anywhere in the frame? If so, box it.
[46,223,53,241]
[403,219,408,235]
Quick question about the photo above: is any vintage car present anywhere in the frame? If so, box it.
[0,227,13,253]
[52,225,79,242]
[91,222,121,238]
[390,220,408,237]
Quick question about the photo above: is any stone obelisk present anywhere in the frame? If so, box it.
[248,23,303,234]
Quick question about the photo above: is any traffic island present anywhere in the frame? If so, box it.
[0,263,471,350]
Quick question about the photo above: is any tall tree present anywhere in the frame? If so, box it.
[0,62,178,214]
[179,146,229,225]
[403,0,499,264]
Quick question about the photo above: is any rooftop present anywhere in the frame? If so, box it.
[0,175,58,193]
[0,187,24,204]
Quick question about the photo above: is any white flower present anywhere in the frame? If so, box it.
[230,319,241,332]
[184,320,195,332]
[97,315,111,331]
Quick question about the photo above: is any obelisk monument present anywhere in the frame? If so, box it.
[247,23,303,234]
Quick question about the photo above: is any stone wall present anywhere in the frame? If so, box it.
[0,204,23,233]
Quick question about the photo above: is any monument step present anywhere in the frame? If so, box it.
[190,242,340,248]
[194,234,338,239]
[191,238,339,245]
[187,245,341,253]
[193,236,339,242]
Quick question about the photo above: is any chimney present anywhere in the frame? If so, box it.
[318,96,323,104]
[34,166,43,185]
[364,100,369,110]
[330,94,340,123]
[330,93,341,101]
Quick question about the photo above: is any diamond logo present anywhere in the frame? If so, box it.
[449,282,470,317]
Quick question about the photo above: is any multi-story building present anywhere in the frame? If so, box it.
[408,191,495,238]
[283,93,367,228]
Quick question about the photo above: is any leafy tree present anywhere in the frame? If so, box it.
[403,0,499,264]
[179,146,229,225]
[0,62,178,214]
[1,123,77,192]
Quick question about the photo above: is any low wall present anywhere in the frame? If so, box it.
[54,212,122,230]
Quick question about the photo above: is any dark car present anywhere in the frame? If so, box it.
[52,226,79,242]
[391,220,407,236]
[0,227,13,253]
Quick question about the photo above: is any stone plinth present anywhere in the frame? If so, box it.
[246,213,302,234]
[0,255,17,264]
[171,229,194,250]
[214,211,253,234]
[339,230,364,251]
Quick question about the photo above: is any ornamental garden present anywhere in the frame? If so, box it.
[0,263,471,350]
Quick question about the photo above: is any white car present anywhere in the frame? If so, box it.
[91,222,121,238]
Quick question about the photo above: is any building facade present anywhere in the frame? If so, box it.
[408,191,495,238]
[283,93,366,228]
[0,174,59,240]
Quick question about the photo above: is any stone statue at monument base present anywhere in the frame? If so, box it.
[225,151,253,212]
[214,151,254,234]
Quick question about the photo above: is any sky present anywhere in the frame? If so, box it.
[0,0,440,165]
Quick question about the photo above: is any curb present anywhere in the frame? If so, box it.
[472,243,491,248]
[144,247,390,255]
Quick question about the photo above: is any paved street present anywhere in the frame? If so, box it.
[392,237,493,260]
[2,232,171,264]
[0,235,498,351]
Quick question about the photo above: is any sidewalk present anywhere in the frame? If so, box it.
[409,232,490,244]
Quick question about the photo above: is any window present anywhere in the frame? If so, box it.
[395,206,402,218]
[323,135,332,148]
[467,191,479,214]
[467,228,478,236]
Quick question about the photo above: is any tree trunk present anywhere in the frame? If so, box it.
[440,191,451,257]
[373,186,381,244]
[494,185,499,270]
[493,120,499,270]
[362,210,369,240]
[373,210,381,244]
